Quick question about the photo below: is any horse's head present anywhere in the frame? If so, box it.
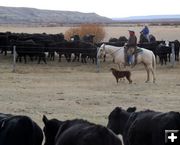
[97,43,106,59]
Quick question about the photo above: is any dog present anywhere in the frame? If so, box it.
[110,68,132,84]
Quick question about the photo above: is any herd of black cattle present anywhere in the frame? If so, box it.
[0,32,180,65]
[0,107,180,145]
[0,32,97,64]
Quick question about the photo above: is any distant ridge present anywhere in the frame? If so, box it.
[0,6,112,25]
[112,15,180,22]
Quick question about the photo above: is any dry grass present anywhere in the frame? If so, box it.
[0,54,180,128]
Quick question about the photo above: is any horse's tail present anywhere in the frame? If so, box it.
[152,52,156,71]
[152,53,156,71]
[152,52,156,83]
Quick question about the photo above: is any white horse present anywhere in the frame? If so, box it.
[97,44,156,83]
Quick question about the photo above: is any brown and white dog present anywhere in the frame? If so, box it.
[110,68,132,84]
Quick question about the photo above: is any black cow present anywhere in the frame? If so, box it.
[107,107,180,145]
[126,106,136,113]
[13,40,47,64]
[43,115,122,145]
[55,41,79,62]
[82,34,95,43]
[0,32,10,55]
[156,43,171,65]
[0,113,43,145]
[78,42,97,64]
[137,42,160,56]
[55,40,97,63]
[139,33,156,44]
[169,40,180,61]
[174,40,180,61]
[109,36,128,45]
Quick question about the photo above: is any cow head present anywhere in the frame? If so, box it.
[107,107,131,135]
[42,115,62,145]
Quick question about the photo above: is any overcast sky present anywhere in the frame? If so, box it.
[1,0,180,18]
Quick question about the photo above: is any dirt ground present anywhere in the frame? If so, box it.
[0,54,180,129]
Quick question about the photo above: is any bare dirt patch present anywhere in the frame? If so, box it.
[0,55,180,128]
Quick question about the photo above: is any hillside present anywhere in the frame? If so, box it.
[113,15,180,23]
[0,6,112,25]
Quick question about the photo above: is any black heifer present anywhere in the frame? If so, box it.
[0,113,43,145]
[82,34,95,43]
[170,40,180,61]
[137,42,159,57]
[14,40,47,64]
[56,41,97,63]
[43,115,122,145]
[107,107,180,145]
[0,32,10,55]
[139,33,156,44]
[156,44,171,65]
[155,40,180,65]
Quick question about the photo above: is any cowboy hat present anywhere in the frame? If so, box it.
[128,30,135,33]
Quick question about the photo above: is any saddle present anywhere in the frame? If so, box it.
[124,47,143,66]
[134,47,143,54]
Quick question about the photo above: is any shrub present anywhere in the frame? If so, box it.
[64,27,80,41]
[64,24,105,43]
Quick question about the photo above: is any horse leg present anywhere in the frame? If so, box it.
[149,66,156,83]
[143,64,150,83]
[146,63,156,83]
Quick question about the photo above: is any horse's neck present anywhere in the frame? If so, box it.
[105,46,123,57]
[105,47,115,54]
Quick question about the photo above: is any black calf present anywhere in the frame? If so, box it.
[43,115,122,145]
[0,113,43,145]
[107,107,180,145]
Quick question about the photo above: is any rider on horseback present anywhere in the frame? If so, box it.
[140,25,150,42]
[125,30,137,66]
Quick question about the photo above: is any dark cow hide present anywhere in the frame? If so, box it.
[126,107,136,113]
[43,115,122,145]
[107,107,180,145]
[0,113,43,145]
